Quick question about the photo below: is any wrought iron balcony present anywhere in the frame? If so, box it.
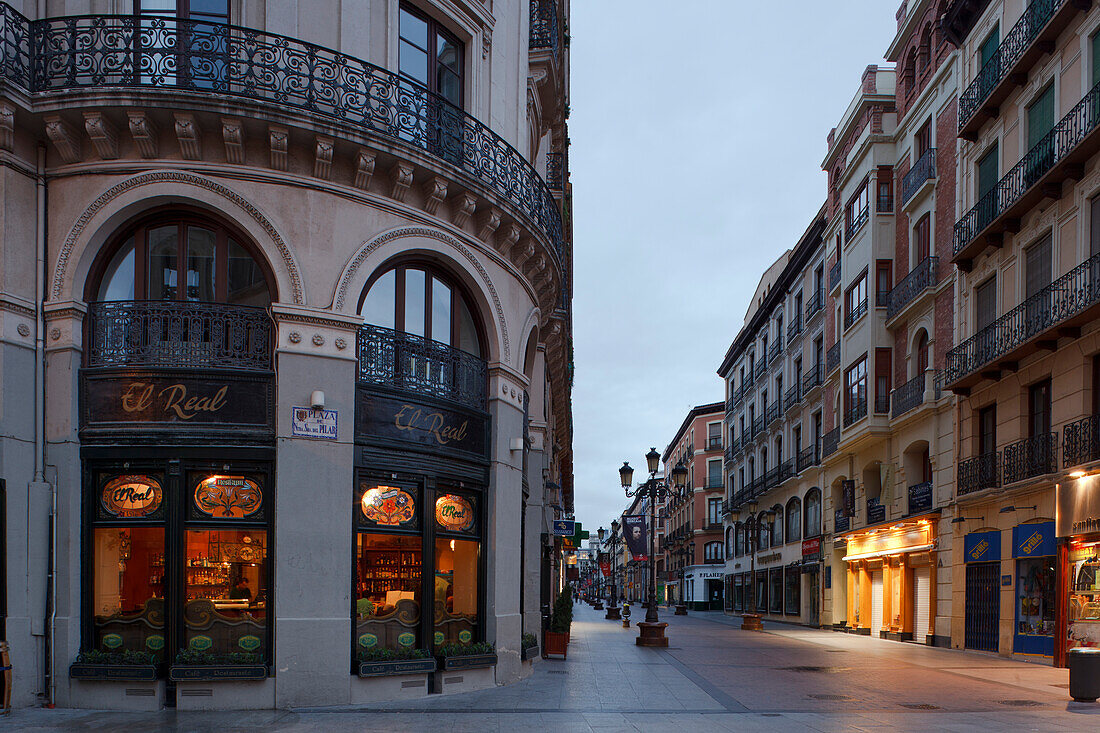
[954,78,1100,264]
[902,149,937,206]
[829,260,842,292]
[778,459,794,484]
[765,401,780,425]
[744,369,755,388]
[724,445,735,465]
[846,206,869,242]
[726,394,736,414]
[1003,433,1057,485]
[890,374,926,418]
[546,150,567,192]
[873,393,890,414]
[755,359,767,380]
[787,313,803,344]
[822,427,840,459]
[957,0,1072,139]
[768,339,783,363]
[705,478,724,490]
[806,289,825,320]
[784,383,801,411]
[764,467,779,490]
[707,436,723,451]
[843,397,867,428]
[946,252,1100,388]
[887,257,938,320]
[802,364,823,392]
[843,299,867,330]
[796,445,816,473]
[957,452,1000,497]
[752,415,765,438]
[1064,414,1100,468]
[826,342,840,375]
[85,300,272,371]
[867,497,885,525]
[357,324,487,410]
[530,0,561,52]
[0,6,564,277]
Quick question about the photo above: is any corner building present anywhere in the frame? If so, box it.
[0,0,572,709]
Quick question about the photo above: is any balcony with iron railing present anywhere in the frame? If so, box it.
[752,416,765,438]
[954,78,1100,266]
[768,339,783,363]
[784,383,801,411]
[1064,414,1100,468]
[822,427,840,459]
[843,299,868,330]
[755,359,767,380]
[873,393,890,415]
[796,444,818,473]
[706,436,723,452]
[957,452,1000,497]
[890,373,926,419]
[529,0,561,53]
[705,477,725,490]
[724,445,735,465]
[778,459,794,485]
[0,4,566,283]
[806,289,826,320]
[357,324,488,410]
[957,0,1078,140]
[886,257,938,321]
[945,252,1100,389]
[85,301,272,371]
[829,260,842,293]
[765,401,780,425]
[843,397,867,428]
[803,364,823,392]
[788,313,803,344]
[1003,433,1057,485]
[846,206,869,242]
[826,342,841,375]
[901,149,937,206]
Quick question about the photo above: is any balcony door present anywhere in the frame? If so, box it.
[398,3,465,164]
[1024,235,1052,331]
[137,1,231,89]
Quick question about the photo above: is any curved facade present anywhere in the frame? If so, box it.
[0,0,572,710]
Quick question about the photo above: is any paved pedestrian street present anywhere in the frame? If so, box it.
[4,604,1099,732]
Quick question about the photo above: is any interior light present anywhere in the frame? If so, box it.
[1070,470,1086,479]
[450,539,455,551]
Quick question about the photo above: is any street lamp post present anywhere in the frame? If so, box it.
[604,521,622,620]
[730,501,775,631]
[619,448,688,647]
[594,527,606,610]
[674,541,694,615]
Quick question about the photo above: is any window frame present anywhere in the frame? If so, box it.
[398,1,465,108]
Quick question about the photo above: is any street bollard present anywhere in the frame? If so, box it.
[1068,648,1100,703]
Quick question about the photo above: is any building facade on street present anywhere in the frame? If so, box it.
[0,0,572,710]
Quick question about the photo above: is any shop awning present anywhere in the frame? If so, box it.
[842,543,934,562]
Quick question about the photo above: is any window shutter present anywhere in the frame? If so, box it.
[978,143,999,200]
[1025,235,1052,299]
[980,27,999,70]
[1027,86,1055,150]
[975,277,997,330]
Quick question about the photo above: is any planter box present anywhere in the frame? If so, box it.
[521,644,539,661]
[69,663,158,682]
[543,630,568,658]
[357,658,437,677]
[169,664,268,681]
[437,653,497,671]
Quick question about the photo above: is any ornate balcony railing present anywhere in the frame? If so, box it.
[890,374,926,418]
[946,251,1100,385]
[873,393,890,414]
[803,364,823,392]
[902,149,937,205]
[887,257,938,320]
[357,324,487,410]
[806,289,825,319]
[766,401,781,425]
[85,300,272,371]
[955,77,1100,259]
[1064,414,1100,468]
[755,359,767,380]
[829,260,842,292]
[958,0,1065,132]
[752,416,765,438]
[844,298,868,330]
[796,445,817,473]
[778,459,794,485]
[846,206,869,242]
[744,369,755,389]
[787,313,803,344]
[0,6,564,278]
[826,342,841,375]
[822,427,840,459]
[957,452,1000,496]
[768,339,783,363]
[529,0,561,52]
[1003,433,1057,484]
[707,436,723,451]
[843,397,867,428]
[546,150,566,192]
[724,445,735,465]
[784,383,801,411]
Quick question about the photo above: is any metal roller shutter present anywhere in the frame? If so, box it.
[871,571,883,637]
[914,566,930,643]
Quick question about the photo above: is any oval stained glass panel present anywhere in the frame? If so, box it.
[101,475,163,518]
[435,494,474,532]
[194,476,262,518]
[360,485,416,526]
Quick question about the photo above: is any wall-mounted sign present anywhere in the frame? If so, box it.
[361,485,416,526]
[1012,521,1055,558]
[291,407,337,440]
[552,519,575,536]
[356,391,487,457]
[101,475,163,518]
[908,482,933,514]
[1057,477,1100,537]
[623,515,648,561]
[435,494,474,531]
[802,537,821,558]
[1002,574,1013,587]
[842,480,856,517]
[964,530,1000,563]
[194,476,263,518]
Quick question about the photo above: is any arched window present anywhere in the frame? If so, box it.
[786,497,801,542]
[758,512,770,550]
[918,24,932,72]
[915,329,930,376]
[359,263,483,357]
[91,212,272,306]
[726,527,734,559]
[804,488,822,538]
[903,48,917,95]
[771,506,783,546]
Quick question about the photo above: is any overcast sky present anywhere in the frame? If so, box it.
[569,1,900,534]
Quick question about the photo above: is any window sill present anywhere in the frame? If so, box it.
[169,664,269,681]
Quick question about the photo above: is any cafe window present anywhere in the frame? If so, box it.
[85,464,273,669]
[804,488,822,538]
[785,567,801,615]
[769,569,783,614]
[90,212,272,306]
[786,497,801,543]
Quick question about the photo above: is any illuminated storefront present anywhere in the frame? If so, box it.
[1056,475,1100,666]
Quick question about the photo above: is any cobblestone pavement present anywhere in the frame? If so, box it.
[3,603,1100,731]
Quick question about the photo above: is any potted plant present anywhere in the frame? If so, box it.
[357,647,436,677]
[69,649,158,681]
[544,586,572,658]
[435,641,497,671]
[521,632,539,661]
[168,649,267,681]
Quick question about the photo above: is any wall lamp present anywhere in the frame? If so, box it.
[951,515,984,524]
[999,505,1037,514]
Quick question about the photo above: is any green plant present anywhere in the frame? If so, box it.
[549,585,573,632]
[357,647,430,663]
[75,649,156,665]
[435,641,494,657]
[173,649,262,665]
[521,632,537,648]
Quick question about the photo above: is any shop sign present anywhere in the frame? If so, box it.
[291,407,337,440]
[867,497,885,525]
[552,519,575,536]
[360,485,415,526]
[908,482,933,514]
[696,571,723,579]
[83,373,271,428]
[101,475,163,518]
[964,530,1000,562]
[1012,521,1055,558]
[845,523,934,560]
[842,480,856,517]
[435,494,475,531]
[356,391,487,457]
[802,537,821,558]
[194,476,263,518]
[1056,477,1100,537]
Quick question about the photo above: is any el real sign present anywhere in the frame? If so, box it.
[552,519,575,536]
